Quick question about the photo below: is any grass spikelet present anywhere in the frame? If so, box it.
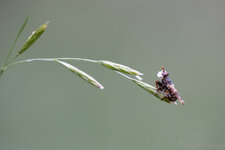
[132,79,170,103]
[99,60,143,76]
[17,21,49,55]
[115,71,170,103]
[56,60,104,89]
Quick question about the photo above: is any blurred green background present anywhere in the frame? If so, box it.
[1,0,225,150]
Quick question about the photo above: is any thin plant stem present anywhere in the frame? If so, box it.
[5,55,19,66]
[0,17,29,79]
[54,58,99,63]
[4,17,28,66]
[115,71,134,80]
[4,57,99,70]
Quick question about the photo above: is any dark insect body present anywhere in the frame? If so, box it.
[156,66,184,105]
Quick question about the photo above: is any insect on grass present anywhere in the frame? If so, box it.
[0,17,185,106]
[156,66,184,105]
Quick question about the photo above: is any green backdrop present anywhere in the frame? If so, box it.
[0,0,225,149]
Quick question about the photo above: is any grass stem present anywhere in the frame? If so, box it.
[3,57,98,71]
[4,17,28,66]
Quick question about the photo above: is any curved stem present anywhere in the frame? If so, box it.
[115,71,134,80]
[54,58,99,63]
[4,57,99,70]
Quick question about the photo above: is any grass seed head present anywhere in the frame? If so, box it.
[99,60,143,76]
[18,21,49,55]
[56,60,104,89]
[133,79,170,103]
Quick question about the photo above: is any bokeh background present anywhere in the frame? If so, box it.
[0,0,225,150]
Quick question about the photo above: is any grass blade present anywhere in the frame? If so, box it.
[4,17,29,65]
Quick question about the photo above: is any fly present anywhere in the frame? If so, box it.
[156,66,184,105]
